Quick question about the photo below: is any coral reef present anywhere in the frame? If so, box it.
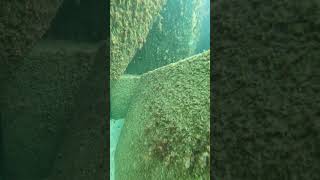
[110,0,167,80]
[115,51,210,180]
[111,75,141,119]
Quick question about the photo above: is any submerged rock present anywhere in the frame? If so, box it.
[1,41,99,180]
[126,0,203,75]
[115,51,210,180]
[0,0,63,61]
[0,0,63,86]
[212,0,320,179]
[48,41,108,180]
[110,0,167,80]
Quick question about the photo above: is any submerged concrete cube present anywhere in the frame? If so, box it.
[126,0,203,75]
[116,51,210,180]
[1,41,98,180]
[110,0,167,80]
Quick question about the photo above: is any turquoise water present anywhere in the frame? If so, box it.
[124,0,210,75]
[195,0,210,54]
[110,119,124,180]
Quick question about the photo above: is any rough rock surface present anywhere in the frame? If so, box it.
[0,1,108,179]
[110,0,167,80]
[0,0,63,82]
[1,41,98,180]
[212,0,320,179]
[48,41,108,180]
[125,0,202,75]
[116,51,210,180]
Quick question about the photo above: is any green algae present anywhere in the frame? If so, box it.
[110,0,167,80]
[125,0,203,75]
[115,51,210,180]
[1,41,99,180]
[111,1,210,179]
[48,41,108,180]
[212,0,320,179]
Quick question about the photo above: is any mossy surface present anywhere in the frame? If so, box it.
[0,1,63,122]
[1,41,98,180]
[110,0,167,80]
[0,0,62,83]
[111,75,141,119]
[125,0,202,75]
[48,41,108,180]
[115,51,210,180]
[212,0,320,179]
[0,0,62,60]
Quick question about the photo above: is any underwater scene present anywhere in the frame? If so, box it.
[110,0,210,179]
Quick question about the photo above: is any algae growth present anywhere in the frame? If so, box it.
[1,0,107,179]
[110,0,167,80]
[111,0,210,179]
[125,0,203,74]
[115,51,210,180]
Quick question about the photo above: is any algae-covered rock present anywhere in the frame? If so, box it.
[115,51,210,180]
[48,41,108,180]
[0,1,63,111]
[1,41,99,180]
[126,0,203,75]
[110,0,167,80]
[0,0,63,61]
[111,75,141,119]
[0,0,63,82]
[212,0,320,179]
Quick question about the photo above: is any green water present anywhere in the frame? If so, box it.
[111,0,210,179]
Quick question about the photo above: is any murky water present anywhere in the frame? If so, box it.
[110,119,124,180]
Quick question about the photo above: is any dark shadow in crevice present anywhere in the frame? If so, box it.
[0,111,3,179]
[43,0,107,42]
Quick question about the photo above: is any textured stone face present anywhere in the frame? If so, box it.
[212,0,320,179]
[125,0,202,75]
[110,0,167,80]
[47,41,108,180]
[0,1,108,179]
[0,0,63,63]
[115,51,210,180]
[1,41,98,180]
[0,0,63,109]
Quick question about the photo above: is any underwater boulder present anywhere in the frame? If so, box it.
[48,41,108,180]
[110,0,167,80]
[1,41,99,180]
[111,75,141,119]
[115,51,210,180]
[0,0,63,59]
[212,0,320,179]
[125,0,203,75]
[0,0,63,83]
